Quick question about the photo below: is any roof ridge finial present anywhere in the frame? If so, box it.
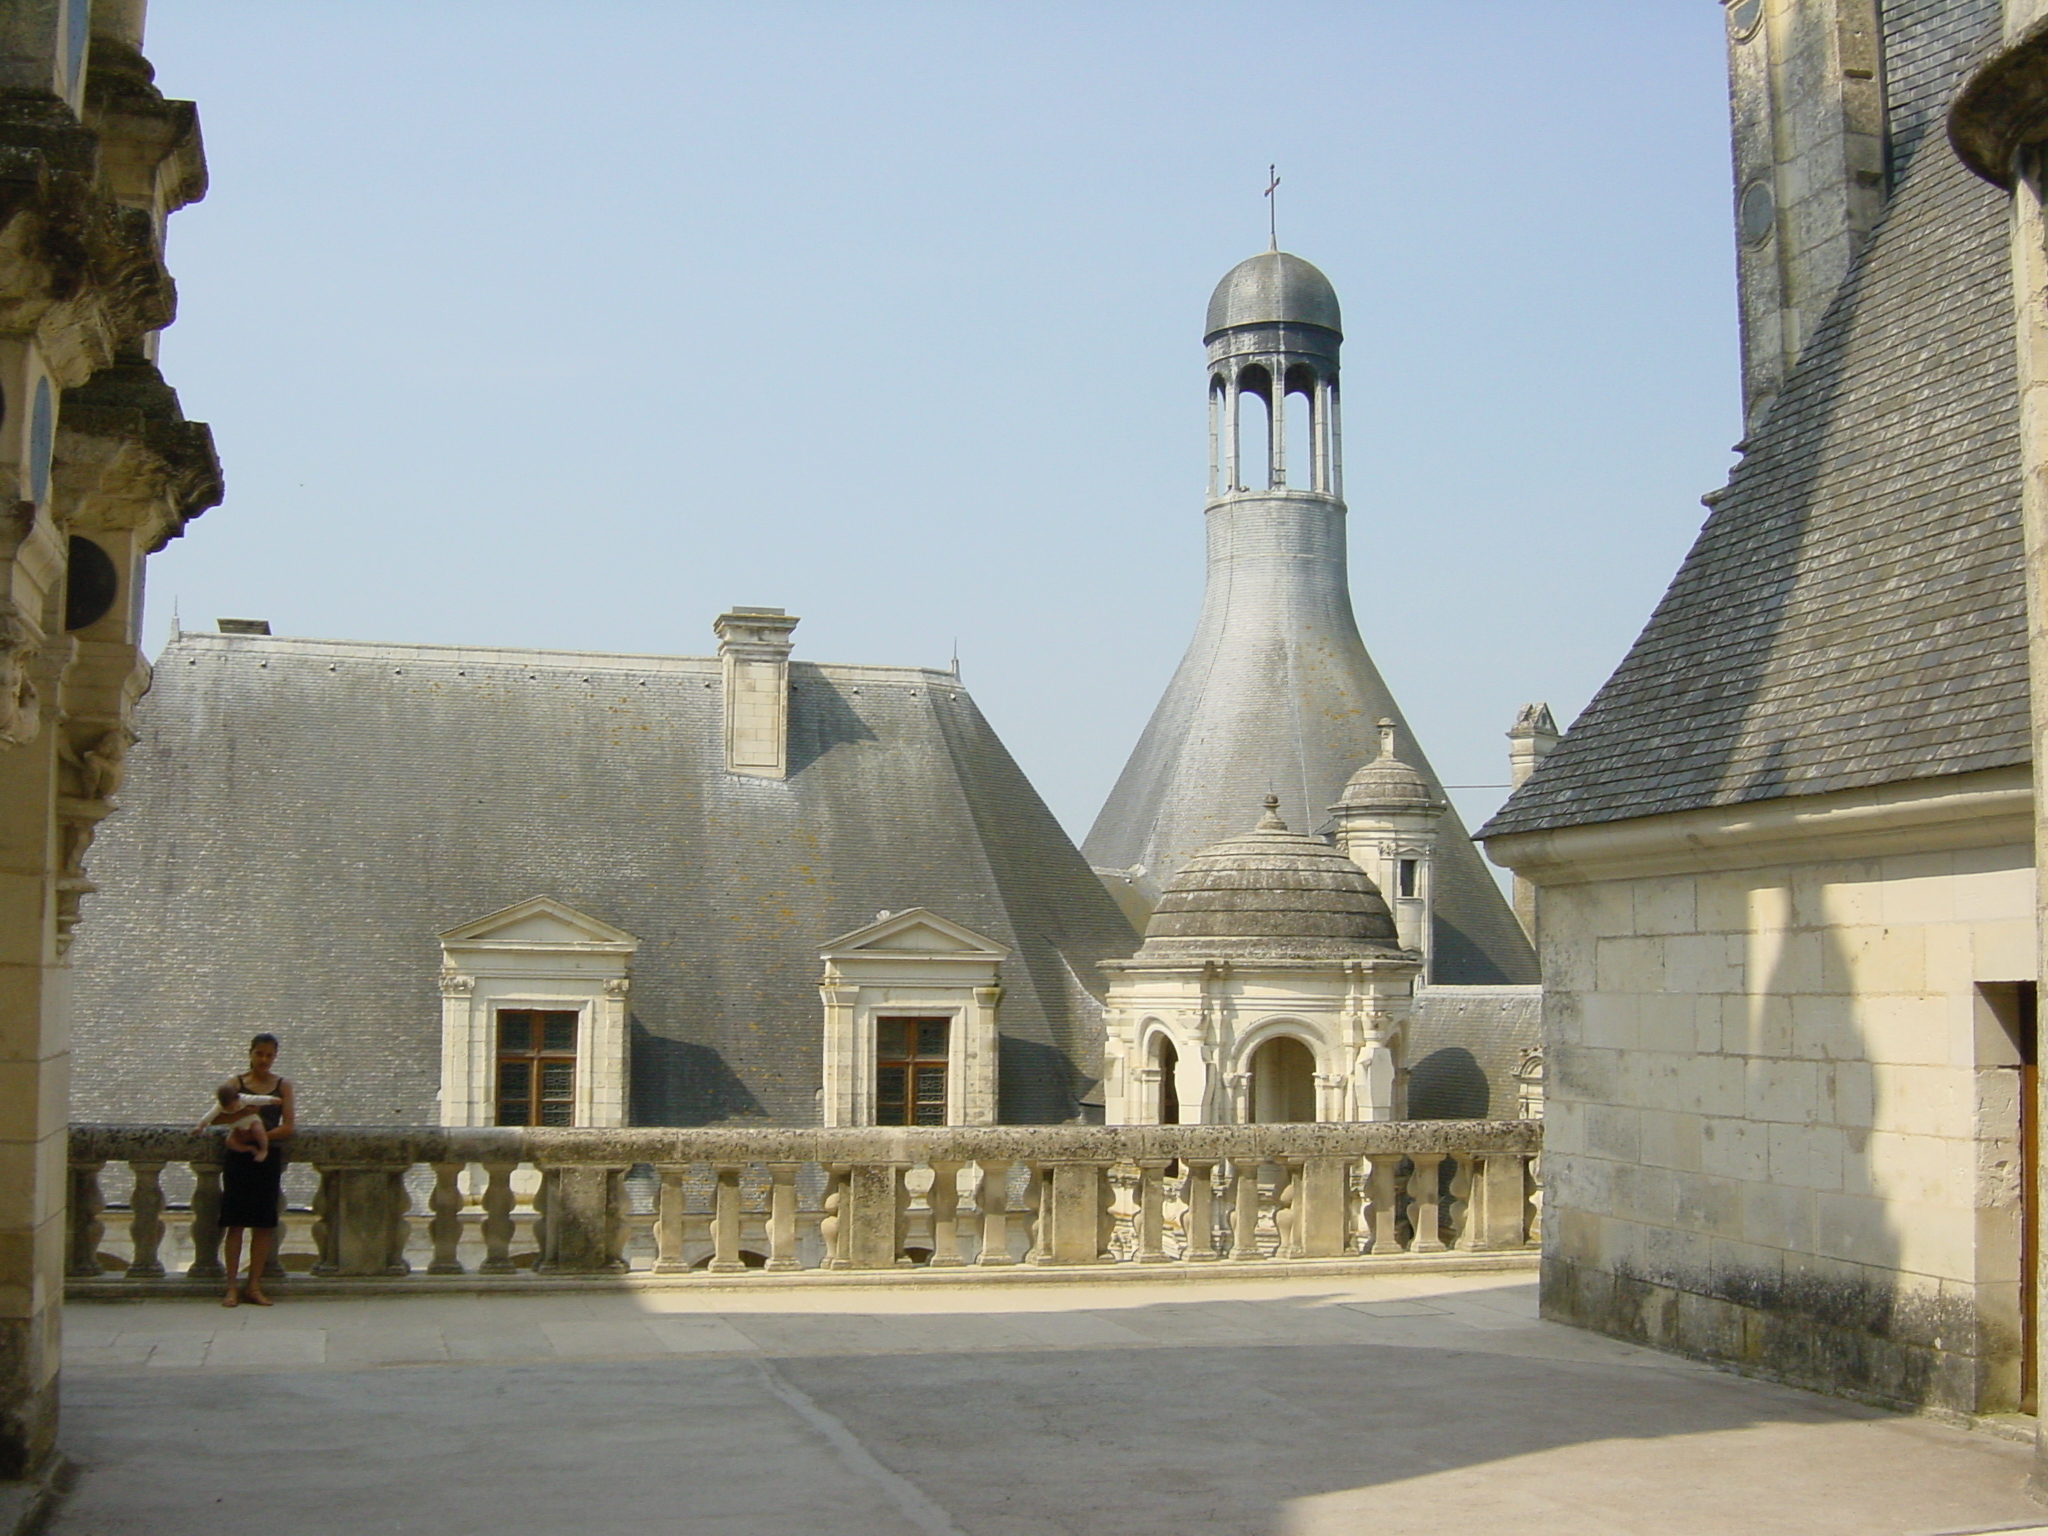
[1264,164,1280,252]
[1257,792,1287,832]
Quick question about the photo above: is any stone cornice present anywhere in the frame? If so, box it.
[1950,17,2048,187]
[1481,765,2030,886]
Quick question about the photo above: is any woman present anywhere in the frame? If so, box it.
[216,1032,294,1307]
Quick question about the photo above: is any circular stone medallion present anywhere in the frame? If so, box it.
[1739,179,1777,244]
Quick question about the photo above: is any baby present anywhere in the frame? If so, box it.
[194,1083,280,1162]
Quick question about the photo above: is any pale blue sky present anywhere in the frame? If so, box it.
[138,2,1740,846]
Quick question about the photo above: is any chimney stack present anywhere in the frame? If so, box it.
[1505,703,1560,940]
[714,608,799,779]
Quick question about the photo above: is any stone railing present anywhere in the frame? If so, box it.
[66,1121,1540,1290]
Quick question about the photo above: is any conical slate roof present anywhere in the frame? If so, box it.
[1132,798,1401,962]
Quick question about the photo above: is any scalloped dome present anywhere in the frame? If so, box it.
[1205,251,1342,339]
[1134,798,1399,961]
[1332,720,1444,817]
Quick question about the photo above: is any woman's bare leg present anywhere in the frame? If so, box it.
[245,1229,274,1304]
[222,1226,244,1305]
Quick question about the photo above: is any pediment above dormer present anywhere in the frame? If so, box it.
[439,896,639,953]
[818,907,1009,963]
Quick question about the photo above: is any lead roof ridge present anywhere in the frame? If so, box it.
[159,630,966,686]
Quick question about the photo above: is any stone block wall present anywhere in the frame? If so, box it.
[1537,823,2035,1412]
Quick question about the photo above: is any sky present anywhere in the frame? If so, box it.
[137,2,1741,849]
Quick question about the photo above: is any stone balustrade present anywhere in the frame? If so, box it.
[66,1121,1540,1290]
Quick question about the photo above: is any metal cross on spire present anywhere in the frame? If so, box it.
[1264,164,1281,250]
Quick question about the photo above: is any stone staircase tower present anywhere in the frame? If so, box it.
[1084,251,1535,985]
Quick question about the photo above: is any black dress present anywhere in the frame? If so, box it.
[217,1073,287,1230]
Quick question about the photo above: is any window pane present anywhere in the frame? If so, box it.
[540,1101,572,1127]
[498,1013,533,1053]
[495,1060,531,1125]
[877,1019,908,1061]
[541,1062,574,1097]
[916,1019,948,1057]
[912,1062,946,1125]
[542,1013,576,1052]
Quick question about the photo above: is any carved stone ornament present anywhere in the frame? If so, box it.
[59,723,136,802]
[601,977,631,998]
[437,972,476,997]
[0,602,45,747]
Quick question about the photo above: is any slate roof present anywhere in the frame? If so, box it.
[1405,986,1541,1121]
[1480,0,2026,840]
[69,632,1139,1127]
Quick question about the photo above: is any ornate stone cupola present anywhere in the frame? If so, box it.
[1330,720,1445,976]
[1099,798,1420,1126]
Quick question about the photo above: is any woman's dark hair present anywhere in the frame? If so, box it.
[249,1032,279,1050]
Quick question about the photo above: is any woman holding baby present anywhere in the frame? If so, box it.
[207,1033,295,1307]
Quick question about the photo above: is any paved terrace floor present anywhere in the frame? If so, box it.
[50,1267,2048,1536]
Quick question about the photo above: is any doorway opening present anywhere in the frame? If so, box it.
[1249,1035,1317,1124]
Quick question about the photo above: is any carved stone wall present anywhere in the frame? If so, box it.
[0,1,218,1481]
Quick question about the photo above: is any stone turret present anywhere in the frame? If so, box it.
[1330,720,1445,976]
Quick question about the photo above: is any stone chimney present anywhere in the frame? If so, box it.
[713,608,799,779]
[1505,703,1560,941]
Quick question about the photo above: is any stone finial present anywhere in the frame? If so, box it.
[1375,718,1402,760]
[1257,794,1287,832]
[1506,702,1560,791]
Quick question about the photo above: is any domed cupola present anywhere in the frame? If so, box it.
[1205,251,1343,340]
[1333,718,1446,817]
[1132,796,1402,961]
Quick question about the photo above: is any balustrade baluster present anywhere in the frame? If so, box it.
[1361,1156,1400,1254]
[1274,1158,1303,1259]
[1134,1159,1171,1263]
[1444,1154,1475,1249]
[926,1160,965,1267]
[1228,1158,1264,1261]
[708,1164,745,1273]
[186,1160,224,1279]
[764,1162,801,1270]
[126,1160,166,1279]
[819,1164,849,1268]
[428,1161,466,1274]
[1408,1155,1447,1253]
[66,1160,105,1279]
[652,1163,692,1273]
[479,1160,518,1273]
[1020,1164,1047,1264]
[974,1159,1013,1266]
[1181,1159,1219,1261]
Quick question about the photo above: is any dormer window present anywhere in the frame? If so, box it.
[436,897,638,1128]
[816,908,1007,1127]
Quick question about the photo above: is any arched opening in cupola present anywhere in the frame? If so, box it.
[1249,1034,1317,1123]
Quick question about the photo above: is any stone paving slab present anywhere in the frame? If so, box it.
[49,1272,2048,1535]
